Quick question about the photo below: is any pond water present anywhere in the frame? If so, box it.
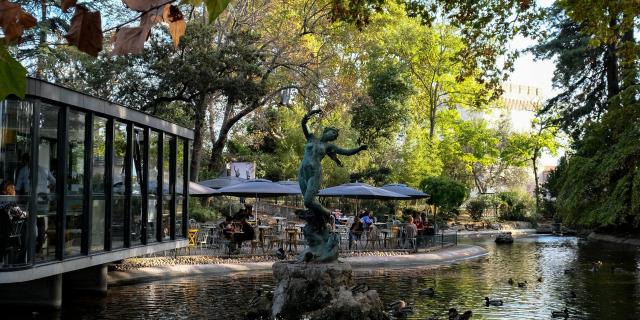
[21,235,640,319]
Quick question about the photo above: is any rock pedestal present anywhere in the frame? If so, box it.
[268,261,387,320]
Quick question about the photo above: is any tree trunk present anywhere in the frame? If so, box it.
[189,96,207,181]
[604,17,620,98]
[532,151,540,215]
[36,0,47,77]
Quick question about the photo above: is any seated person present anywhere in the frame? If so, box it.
[404,216,418,249]
[348,216,364,249]
[361,210,374,228]
[235,218,256,247]
[0,181,28,261]
[219,216,235,239]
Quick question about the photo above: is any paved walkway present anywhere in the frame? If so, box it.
[108,244,488,286]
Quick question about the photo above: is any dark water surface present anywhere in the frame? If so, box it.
[28,236,640,319]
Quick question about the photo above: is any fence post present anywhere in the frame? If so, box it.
[441,232,444,248]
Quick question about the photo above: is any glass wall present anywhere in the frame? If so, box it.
[35,104,59,262]
[0,100,32,267]
[65,110,86,257]
[112,122,127,249]
[131,127,144,245]
[91,117,107,252]
[175,139,184,238]
[1,88,192,269]
[148,131,159,243]
[162,135,173,240]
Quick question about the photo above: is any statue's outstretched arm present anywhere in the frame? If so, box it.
[302,109,322,139]
[331,144,368,156]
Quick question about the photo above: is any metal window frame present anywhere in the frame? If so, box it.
[56,106,68,260]
[82,111,93,255]
[124,123,133,248]
[169,135,176,240]
[156,131,164,242]
[141,127,149,245]
[182,139,189,238]
[104,118,114,251]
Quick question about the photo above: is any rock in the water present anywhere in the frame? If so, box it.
[271,260,387,320]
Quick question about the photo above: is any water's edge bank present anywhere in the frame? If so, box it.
[108,244,488,286]
[448,228,538,238]
[588,232,640,246]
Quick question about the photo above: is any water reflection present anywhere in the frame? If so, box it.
[16,236,640,320]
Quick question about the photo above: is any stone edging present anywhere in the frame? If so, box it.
[588,232,640,246]
[107,245,488,286]
[449,229,537,238]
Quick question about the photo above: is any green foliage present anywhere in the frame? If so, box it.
[466,197,486,222]
[351,61,412,145]
[0,46,27,100]
[497,191,536,222]
[188,198,220,223]
[420,176,469,215]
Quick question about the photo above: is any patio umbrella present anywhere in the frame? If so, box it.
[318,182,410,199]
[188,182,220,197]
[318,182,409,217]
[217,179,301,197]
[381,183,429,199]
[276,180,302,194]
[198,176,247,189]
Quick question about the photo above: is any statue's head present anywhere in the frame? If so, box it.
[321,127,339,142]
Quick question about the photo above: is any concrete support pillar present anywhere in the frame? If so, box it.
[0,274,62,309]
[63,264,108,295]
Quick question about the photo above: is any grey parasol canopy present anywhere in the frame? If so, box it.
[381,183,429,199]
[198,176,247,189]
[318,182,410,199]
[217,179,301,197]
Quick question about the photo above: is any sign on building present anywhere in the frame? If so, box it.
[230,162,255,179]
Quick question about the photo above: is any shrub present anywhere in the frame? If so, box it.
[420,176,470,219]
[466,198,487,222]
[188,198,220,223]
[497,191,536,222]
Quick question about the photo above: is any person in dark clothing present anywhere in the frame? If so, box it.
[348,216,364,250]
[235,218,255,247]
[0,181,28,264]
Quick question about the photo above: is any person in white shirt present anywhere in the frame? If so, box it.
[15,153,56,195]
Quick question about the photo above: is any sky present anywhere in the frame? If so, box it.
[508,35,557,98]
[507,0,557,98]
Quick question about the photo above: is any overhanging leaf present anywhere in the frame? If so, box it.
[61,0,77,12]
[65,5,103,57]
[111,27,148,56]
[0,45,27,100]
[162,5,186,47]
[0,0,37,44]
[122,0,166,12]
[205,0,230,23]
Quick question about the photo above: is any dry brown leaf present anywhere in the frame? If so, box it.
[111,27,149,56]
[168,18,186,48]
[0,0,37,44]
[122,0,166,12]
[162,5,185,48]
[61,0,77,12]
[65,5,103,57]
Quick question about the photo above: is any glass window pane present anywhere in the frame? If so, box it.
[175,139,184,238]
[147,131,158,243]
[65,110,85,257]
[0,99,33,267]
[35,104,59,262]
[91,117,107,252]
[162,134,173,240]
[112,122,127,249]
[131,127,144,245]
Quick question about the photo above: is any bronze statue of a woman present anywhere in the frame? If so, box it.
[297,109,367,262]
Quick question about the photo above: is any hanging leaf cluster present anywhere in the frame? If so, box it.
[0,0,232,100]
